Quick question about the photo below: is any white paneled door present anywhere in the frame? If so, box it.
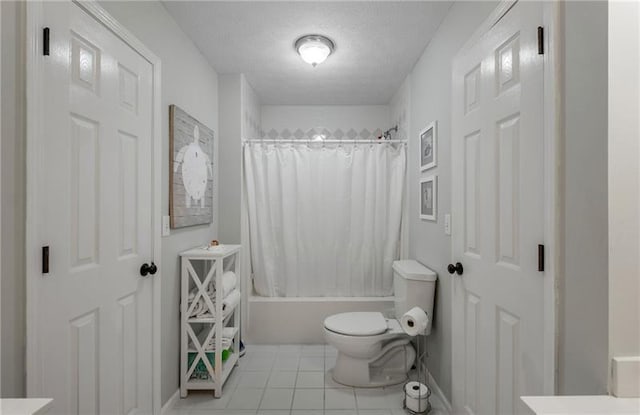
[33,2,154,414]
[451,2,545,414]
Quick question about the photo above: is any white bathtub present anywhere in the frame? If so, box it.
[245,294,394,344]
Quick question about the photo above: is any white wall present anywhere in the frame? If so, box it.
[558,0,609,395]
[390,78,410,142]
[608,0,640,398]
[218,74,261,244]
[99,1,220,406]
[242,75,262,141]
[1,0,26,398]
[400,1,498,401]
[218,74,261,341]
[390,78,411,256]
[218,74,243,244]
[261,105,390,140]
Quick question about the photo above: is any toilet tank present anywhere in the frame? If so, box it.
[392,260,437,335]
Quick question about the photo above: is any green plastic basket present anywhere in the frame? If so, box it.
[187,348,232,380]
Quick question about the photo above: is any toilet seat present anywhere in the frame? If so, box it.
[324,312,388,336]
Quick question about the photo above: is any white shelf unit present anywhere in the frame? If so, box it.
[180,244,241,398]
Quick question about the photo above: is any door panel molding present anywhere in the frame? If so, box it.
[25,1,163,413]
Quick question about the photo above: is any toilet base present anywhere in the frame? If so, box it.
[330,343,416,388]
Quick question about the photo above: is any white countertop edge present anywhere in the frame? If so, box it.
[522,395,640,414]
[0,399,53,415]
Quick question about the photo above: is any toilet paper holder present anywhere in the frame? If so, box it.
[402,334,432,414]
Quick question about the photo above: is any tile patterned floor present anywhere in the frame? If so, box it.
[168,344,449,415]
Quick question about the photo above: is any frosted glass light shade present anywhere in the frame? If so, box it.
[295,35,335,67]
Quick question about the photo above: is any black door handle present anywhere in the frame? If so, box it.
[447,262,464,275]
[140,262,158,277]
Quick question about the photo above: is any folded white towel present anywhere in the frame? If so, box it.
[192,297,208,317]
[221,271,237,298]
[223,289,241,313]
[187,289,241,319]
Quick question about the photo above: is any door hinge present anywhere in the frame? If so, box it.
[43,27,50,56]
[42,246,50,274]
[537,26,544,55]
[538,244,545,272]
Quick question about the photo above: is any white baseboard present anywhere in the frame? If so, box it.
[612,356,640,398]
[419,361,453,413]
[428,371,453,413]
[161,389,180,415]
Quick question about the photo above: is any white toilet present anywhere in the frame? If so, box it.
[323,260,436,387]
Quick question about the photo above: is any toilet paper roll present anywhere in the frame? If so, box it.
[401,307,429,336]
[405,381,430,399]
[405,381,430,412]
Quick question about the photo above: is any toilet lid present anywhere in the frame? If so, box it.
[324,312,388,336]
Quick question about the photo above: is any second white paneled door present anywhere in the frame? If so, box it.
[31,2,155,414]
[451,2,545,414]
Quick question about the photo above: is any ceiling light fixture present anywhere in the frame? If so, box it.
[295,35,335,67]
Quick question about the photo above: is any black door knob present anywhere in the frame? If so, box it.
[447,262,464,275]
[140,262,158,277]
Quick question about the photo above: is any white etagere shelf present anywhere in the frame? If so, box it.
[180,244,241,398]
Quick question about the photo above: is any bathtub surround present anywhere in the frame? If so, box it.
[247,296,394,344]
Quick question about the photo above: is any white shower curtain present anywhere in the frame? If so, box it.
[243,142,406,297]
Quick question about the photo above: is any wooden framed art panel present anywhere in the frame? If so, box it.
[170,105,214,228]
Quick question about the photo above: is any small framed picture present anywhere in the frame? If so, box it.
[419,121,437,171]
[420,175,437,221]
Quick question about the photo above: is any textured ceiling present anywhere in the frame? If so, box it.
[163,1,452,105]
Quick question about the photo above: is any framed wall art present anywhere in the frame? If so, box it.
[419,121,437,171]
[420,175,437,221]
[170,104,214,228]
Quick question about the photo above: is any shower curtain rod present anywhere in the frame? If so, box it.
[243,139,407,144]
